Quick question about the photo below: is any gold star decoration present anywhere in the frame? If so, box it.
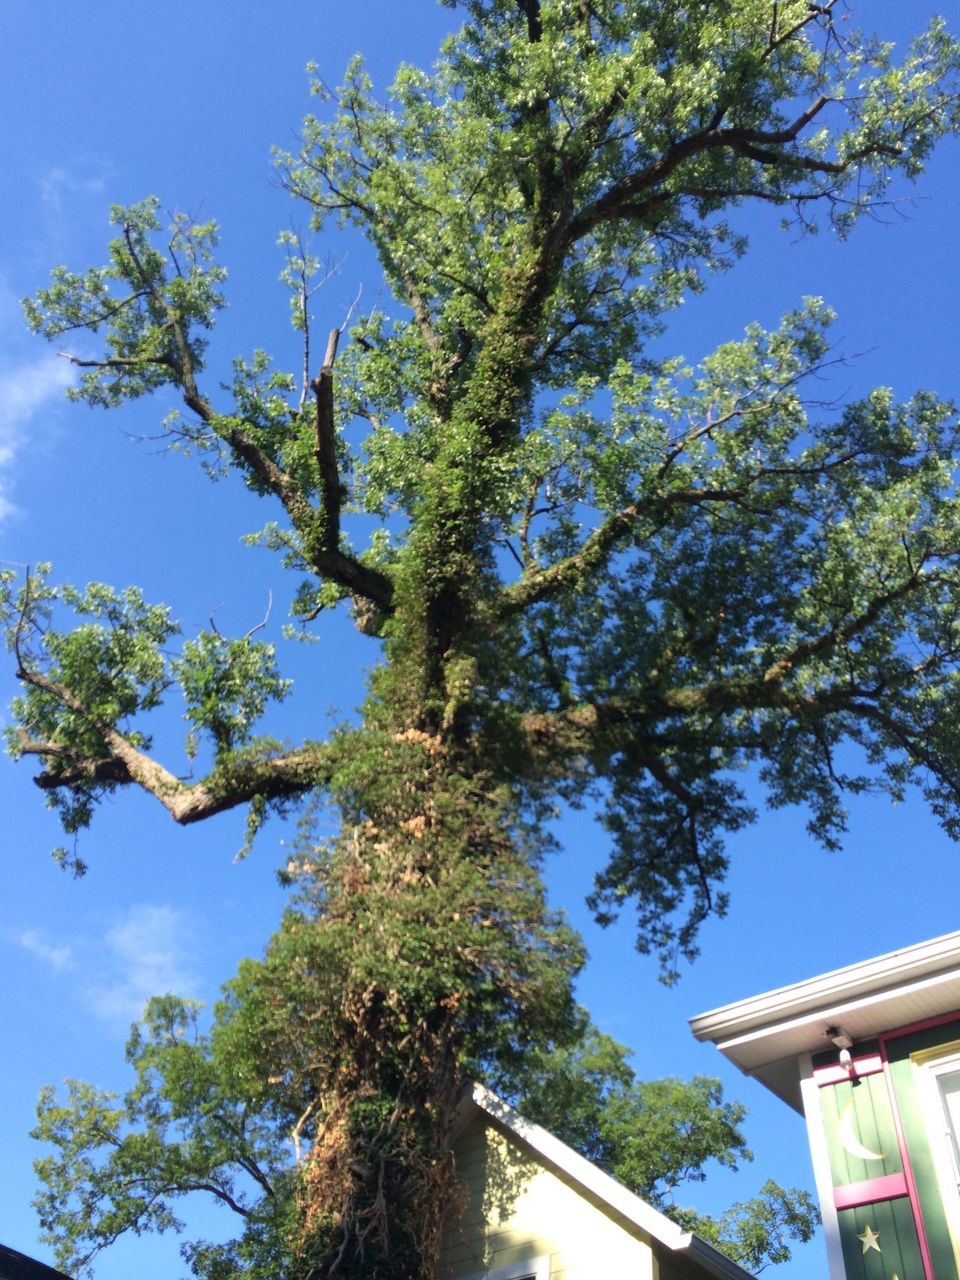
[858,1224,882,1254]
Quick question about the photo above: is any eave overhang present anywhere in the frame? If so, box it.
[690,930,960,1113]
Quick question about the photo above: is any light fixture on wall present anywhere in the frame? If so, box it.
[826,1026,855,1075]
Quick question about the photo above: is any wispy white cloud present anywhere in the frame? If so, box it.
[85,904,199,1025]
[18,928,74,972]
[12,903,201,1028]
[0,160,112,519]
[35,161,113,264]
[39,163,110,223]
[0,354,75,522]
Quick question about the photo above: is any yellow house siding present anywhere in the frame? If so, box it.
[440,1114,658,1280]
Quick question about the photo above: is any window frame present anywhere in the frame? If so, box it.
[912,1039,960,1274]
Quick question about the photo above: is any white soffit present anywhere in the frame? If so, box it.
[689,931,960,1113]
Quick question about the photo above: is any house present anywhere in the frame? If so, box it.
[0,1243,72,1280]
[440,1081,755,1280]
[690,930,960,1280]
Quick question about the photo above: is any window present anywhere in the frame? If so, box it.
[924,1056,960,1207]
[936,1067,960,1187]
[912,1041,960,1272]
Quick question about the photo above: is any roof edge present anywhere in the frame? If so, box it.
[690,930,960,1045]
[0,1242,74,1280]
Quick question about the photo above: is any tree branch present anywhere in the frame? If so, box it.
[58,352,177,371]
[311,327,346,553]
[177,1179,252,1219]
[498,503,642,614]
[847,700,960,808]
[496,421,871,617]
[496,478,765,615]
[517,0,543,43]
[14,664,333,825]
[217,426,392,611]
[761,559,933,686]
[209,1111,279,1202]
[117,223,392,609]
[122,222,211,421]
[520,549,957,770]
[565,91,905,243]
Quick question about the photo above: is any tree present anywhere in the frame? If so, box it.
[31,986,816,1279]
[5,0,960,1275]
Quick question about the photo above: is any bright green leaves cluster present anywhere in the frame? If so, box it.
[331,0,960,377]
[227,352,297,442]
[837,19,960,188]
[1,565,295,842]
[24,198,226,408]
[34,1079,183,1272]
[33,996,294,1280]
[2,569,176,838]
[175,632,290,756]
[277,228,325,336]
[5,573,175,735]
[224,352,322,499]
[676,1183,820,1274]
[285,38,680,396]
[493,1023,750,1194]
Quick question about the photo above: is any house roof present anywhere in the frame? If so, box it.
[456,1081,755,1280]
[689,929,960,1113]
[0,1243,73,1280]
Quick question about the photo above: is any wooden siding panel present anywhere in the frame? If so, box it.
[836,1199,924,1280]
[886,1025,960,1280]
[818,1073,902,1188]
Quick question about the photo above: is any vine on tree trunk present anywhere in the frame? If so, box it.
[239,729,581,1277]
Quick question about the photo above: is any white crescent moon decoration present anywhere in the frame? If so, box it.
[839,1099,885,1162]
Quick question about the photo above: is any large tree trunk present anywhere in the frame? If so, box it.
[270,729,576,1279]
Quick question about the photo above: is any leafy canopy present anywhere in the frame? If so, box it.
[7,2,960,960]
[7,1,960,1276]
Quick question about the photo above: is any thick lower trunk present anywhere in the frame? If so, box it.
[294,1033,463,1280]
[270,726,579,1279]
[281,738,489,1279]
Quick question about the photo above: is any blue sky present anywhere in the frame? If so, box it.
[1,4,959,1277]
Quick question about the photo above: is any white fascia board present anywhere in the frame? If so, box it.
[690,930,960,1048]
[465,1082,755,1280]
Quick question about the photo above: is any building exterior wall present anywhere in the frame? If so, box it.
[440,1113,658,1280]
[805,1013,960,1280]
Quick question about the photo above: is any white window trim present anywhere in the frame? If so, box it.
[458,1255,550,1280]
[912,1041,960,1275]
